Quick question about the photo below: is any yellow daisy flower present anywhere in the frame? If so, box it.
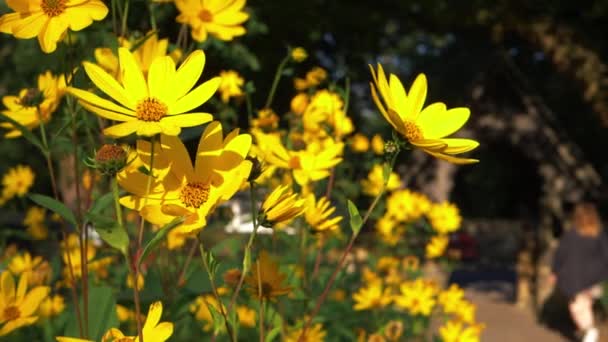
[350,133,370,153]
[1,165,35,201]
[304,194,343,233]
[394,278,437,316]
[236,305,256,327]
[0,271,50,337]
[245,251,292,299]
[361,164,401,196]
[371,134,385,155]
[439,320,484,342]
[260,185,306,227]
[190,295,224,332]
[118,122,252,234]
[175,0,249,42]
[352,283,392,311]
[23,206,49,240]
[68,48,220,137]
[386,189,430,223]
[426,235,449,259]
[0,0,108,53]
[427,201,462,234]
[285,322,326,342]
[438,283,465,314]
[291,47,308,62]
[218,70,245,103]
[8,252,43,277]
[290,93,309,114]
[369,64,479,164]
[1,71,66,138]
[38,295,65,318]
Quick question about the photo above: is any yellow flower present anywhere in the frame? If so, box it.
[386,189,430,223]
[304,194,343,233]
[439,320,484,342]
[190,295,224,332]
[394,279,437,316]
[8,252,43,277]
[39,295,65,318]
[453,299,477,324]
[1,165,35,202]
[350,133,370,153]
[95,33,179,76]
[361,165,401,196]
[236,305,256,327]
[371,134,384,155]
[127,273,145,291]
[401,255,419,271]
[375,215,402,246]
[294,67,327,90]
[438,284,465,314]
[384,320,404,341]
[303,89,353,138]
[68,48,220,137]
[0,271,49,336]
[369,65,479,164]
[0,0,108,53]
[285,322,326,342]
[427,202,462,234]
[58,301,173,342]
[116,304,136,322]
[23,206,48,240]
[263,136,343,186]
[176,0,249,42]
[252,108,279,130]
[260,185,306,227]
[352,283,392,311]
[218,70,245,102]
[118,122,252,234]
[291,47,308,62]
[245,251,292,299]
[290,93,309,114]
[376,256,400,273]
[1,71,66,138]
[426,235,449,259]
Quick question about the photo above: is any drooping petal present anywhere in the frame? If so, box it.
[8,13,46,38]
[425,150,479,164]
[136,121,162,137]
[411,139,448,152]
[439,138,479,154]
[417,106,470,139]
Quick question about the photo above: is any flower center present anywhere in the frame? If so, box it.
[180,182,210,209]
[199,9,214,22]
[3,306,20,321]
[288,156,301,169]
[136,98,167,122]
[20,88,44,107]
[41,0,67,17]
[403,120,423,141]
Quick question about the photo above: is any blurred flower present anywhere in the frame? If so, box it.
[371,134,384,155]
[285,322,326,342]
[237,305,256,327]
[368,334,386,342]
[291,47,308,62]
[260,185,306,227]
[176,0,249,42]
[394,278,437,316]
[245,251,291,299]
[350,133,370,153]
[1,165,35,203]
[116,304,137,322]
[127,273,145,291]
[384,320,404,341]
[68,48,219,137]
[426,235,449,259]
[218,70,245,103]
[376,257,400,273]
[0,0,108,53]
[369,64,479,164]
[386,190,430,223]
[361,267,382,286]
[0,271,49,336]
[38,295,65,318]
[23,206,48,240]
[331,289,346,301]
[375,215,402,246]
[1,71,66,138]
[252,108,279,130]
[223,268,242,287]
[439,320,484,342]
[361,165,401,196]
[402,255,420,271]
[61,236,112,283]
[118,122,252,234]
[454,299,477,324]
[352,283,392,310]
[8,253,51,286]
[291,93,309,114]
[427,202,462,234]
[304,194,343,233]
[294,67,327,90]
[190,295,224,332]
[438,284,465,314]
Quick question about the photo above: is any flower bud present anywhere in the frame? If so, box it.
[94,144,128,176]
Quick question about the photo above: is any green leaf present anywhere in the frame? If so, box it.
[29,193,77,226]
[347,200,363,235]
[88,192,115,215]
[205,250,220,278]
[207,301,225,336]
[64,286,119,341]
[138,217,184,268]
[228,305,240,340]
[85,213,128,254]
[243,247,252,274]
[0,112,46,153]
[382,162,392,184]
[265,326,281,342]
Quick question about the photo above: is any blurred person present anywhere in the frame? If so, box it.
[551,202,608,342]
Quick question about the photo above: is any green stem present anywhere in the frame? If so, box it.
[264,55,291,109]
[196,235,236,342]
[121,0,130,37]
[148,1,157,31]
[297,150,400,342]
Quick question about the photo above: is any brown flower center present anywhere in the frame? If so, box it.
[3,305,20,321]
[199,9,214,22]
[180,182,210,208]
[95,144,127,163]
[288,156,301,169]
[41,0,67,17]
[403,120,423,141]
[136,98,167,122]
[19,88,44,107]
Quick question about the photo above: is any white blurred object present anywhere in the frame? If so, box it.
[224,199,296,235]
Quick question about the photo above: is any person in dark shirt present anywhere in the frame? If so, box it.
[551,202,608,342]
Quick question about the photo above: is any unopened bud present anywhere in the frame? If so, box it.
[94,144,128,176]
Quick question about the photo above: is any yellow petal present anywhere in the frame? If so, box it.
[0,316,38,336]
[161,112,212,127]
[149,322,174,342]
[168,77,220,114]
[37,17,67,53]
[160,134,194,179]
[425,150,479,164]
[7,13,44,38]
[118,47,148,101]
[16,272,27,302]
[404,73,427,120]
[172,50,206,102]
[1,271,15,303]
[148,56,176,102]
[411,139,448,152]
[103,121,139,138]
[417,106,469,139]
[389,74,408,117]
[439,138,479,154]
[83,62,135,109]
[19,286,49,317]
[78,100,134,122]
[64,1,108,31]
[143,301,162,333]
[67,87,134,117]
